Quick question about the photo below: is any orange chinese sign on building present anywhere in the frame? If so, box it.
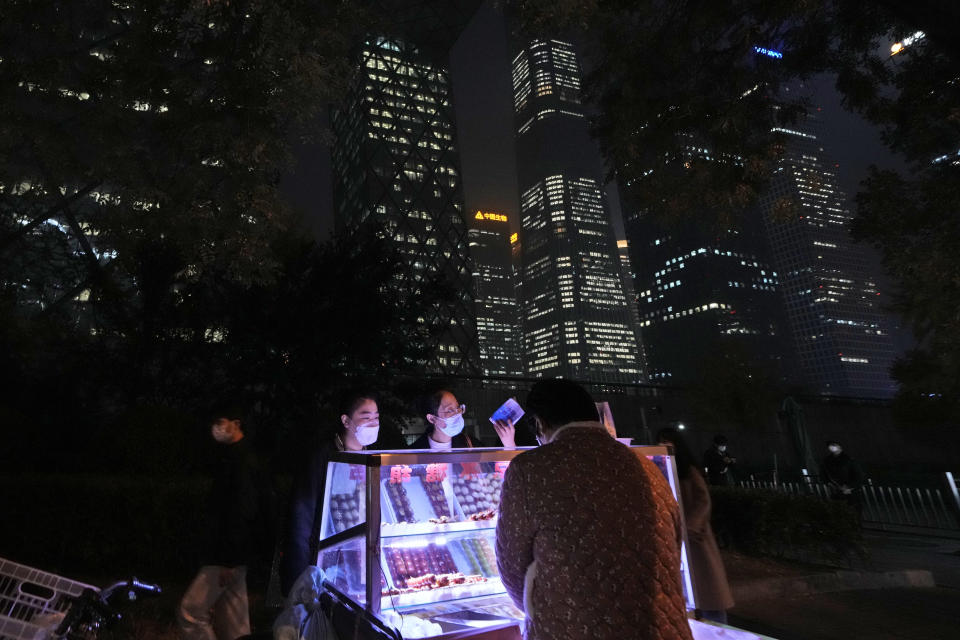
[474,210,507,223]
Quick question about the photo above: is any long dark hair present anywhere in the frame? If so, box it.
[656,427,700,480]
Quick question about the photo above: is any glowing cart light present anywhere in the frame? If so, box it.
[677,422,686,431]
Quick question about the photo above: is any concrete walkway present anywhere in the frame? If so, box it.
[726,531,960,640]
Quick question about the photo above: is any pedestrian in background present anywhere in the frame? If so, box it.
[659,427,735,625]
[703,434,736,486]
[822,440,863,516]
[179,402,263,640]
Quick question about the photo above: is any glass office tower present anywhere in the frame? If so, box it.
[512,40,644,383]
[331,37,479,375]
[468,210,523,377]
[759,114,897,397]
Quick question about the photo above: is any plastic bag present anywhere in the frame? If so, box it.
[273,566,338,640]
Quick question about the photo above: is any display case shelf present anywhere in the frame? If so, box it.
[380,519,498,539]
[382,577,507,611]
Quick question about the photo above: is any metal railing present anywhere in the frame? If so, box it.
[738,478,960,532]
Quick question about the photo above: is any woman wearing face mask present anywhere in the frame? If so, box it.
[279,390,380,596]
[410,389,477,449]
[409,389,517,449]
[657,427,734,625]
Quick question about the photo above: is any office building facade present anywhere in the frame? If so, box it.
[617,239,650,375]
[468,210,523,377]
[331,37,479,375]
[512,39,644,383]
[759,116,898,397]
[623,211,789,383]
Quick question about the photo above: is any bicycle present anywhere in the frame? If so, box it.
[0,556,161,639]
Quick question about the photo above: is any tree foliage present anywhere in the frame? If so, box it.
[1,0,364,309]
[0,0,447,468]
[0,226,439,472]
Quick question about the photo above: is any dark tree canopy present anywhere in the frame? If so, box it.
[0,0,449,470]
[1,0,363,299]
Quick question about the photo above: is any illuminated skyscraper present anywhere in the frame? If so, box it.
[512,39,644,383]
[468,210,523,377]
[759,114,897,397]
[331,38,479,374]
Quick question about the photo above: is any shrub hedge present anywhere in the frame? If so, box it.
[1,474,212,581]
[710,486,865,563]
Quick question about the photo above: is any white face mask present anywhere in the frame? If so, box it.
[437,414,464,438]
[828,445,841,455]
[534,419,550,446]
[718,445,727,453]
[352,421,379,447]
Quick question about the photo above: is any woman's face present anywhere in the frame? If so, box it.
[433,392,461,423]
[348,399,379,427]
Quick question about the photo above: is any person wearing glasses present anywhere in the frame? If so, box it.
[409,388,516,449]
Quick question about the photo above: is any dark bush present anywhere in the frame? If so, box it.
[2,472,294,584]
[1,474,209,581]
[710,486,864,563]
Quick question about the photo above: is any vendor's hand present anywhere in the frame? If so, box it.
[219,567,236,587]
[493,419,516,449]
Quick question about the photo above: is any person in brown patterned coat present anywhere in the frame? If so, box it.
[495,379,693,640]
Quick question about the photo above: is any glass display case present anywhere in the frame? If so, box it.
[315,446,695,638]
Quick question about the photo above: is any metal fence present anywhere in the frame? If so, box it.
[738,478,960,532]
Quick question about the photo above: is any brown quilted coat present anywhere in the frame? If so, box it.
[495,424,693,640]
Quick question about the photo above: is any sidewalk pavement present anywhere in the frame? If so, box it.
[725,530,960,640]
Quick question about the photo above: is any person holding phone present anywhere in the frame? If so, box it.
[410,388,517,449]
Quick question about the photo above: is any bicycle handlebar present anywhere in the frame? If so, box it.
[100,577,162,602]
[54,577,162,638]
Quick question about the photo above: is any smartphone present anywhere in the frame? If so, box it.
[489,398,524,424]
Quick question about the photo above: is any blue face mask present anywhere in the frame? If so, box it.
[437,414,464,438]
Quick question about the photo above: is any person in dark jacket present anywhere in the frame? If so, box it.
[703,434,737,486]
[279,390,380,596]
[822,441,863,514]
[409,388,509,449]
[178,404,261,640]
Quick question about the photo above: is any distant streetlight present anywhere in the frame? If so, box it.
[890,31,925,56]
[677,422,686,430]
